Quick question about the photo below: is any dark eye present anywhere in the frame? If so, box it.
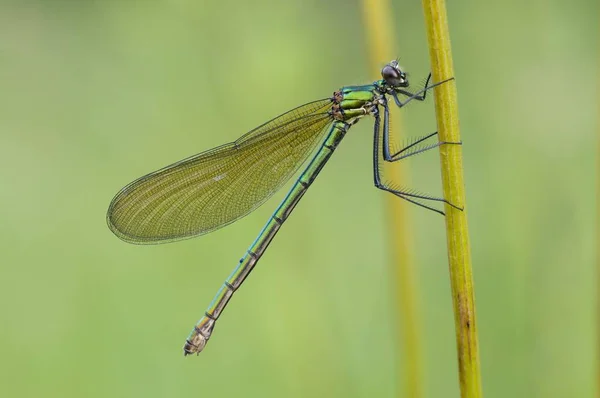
[381,60,409,87]
[381,65,399,81]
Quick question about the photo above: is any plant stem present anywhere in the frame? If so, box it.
[596,56,600,398]
[360,1,423,397]
[420,1,483,397]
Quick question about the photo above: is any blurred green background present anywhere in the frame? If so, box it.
[0,1,597,397]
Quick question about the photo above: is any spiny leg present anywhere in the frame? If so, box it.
[382,77,461,162]
[385,131,462,163]
[381,100,460,162]
[384,74,459,161]
[395,73,431,101]
[391,76,455,108]
[373,101,462,214]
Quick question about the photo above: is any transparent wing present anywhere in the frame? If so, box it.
[107,99,333,244]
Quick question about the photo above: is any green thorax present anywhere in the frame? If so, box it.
[332,82,383,122]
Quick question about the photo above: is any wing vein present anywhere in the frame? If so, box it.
[107,99,333,244]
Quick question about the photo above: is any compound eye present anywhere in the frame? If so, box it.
[381,65,399,81]
[382,66,408,87]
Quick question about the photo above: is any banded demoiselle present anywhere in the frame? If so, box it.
[106,60,458,355]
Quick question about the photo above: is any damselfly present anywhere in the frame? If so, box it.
[106,60,459,355]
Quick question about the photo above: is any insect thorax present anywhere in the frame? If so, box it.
[330,84,380,122]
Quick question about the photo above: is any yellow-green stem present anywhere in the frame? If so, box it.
[597,57,600,398]
[360,1,423,397]
[421,1,483,397]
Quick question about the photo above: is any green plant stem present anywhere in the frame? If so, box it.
[360,1,423,397]
[421,1,483,397]
[597,60,600,398]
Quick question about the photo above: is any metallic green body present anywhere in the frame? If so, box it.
[106,59,447,356]
[184,85,378,354]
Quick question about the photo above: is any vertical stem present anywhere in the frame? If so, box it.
[360,1,423,397]
[596,58,600,398]
[420,1,483,397]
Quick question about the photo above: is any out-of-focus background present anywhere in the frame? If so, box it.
[0,1,596,397]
